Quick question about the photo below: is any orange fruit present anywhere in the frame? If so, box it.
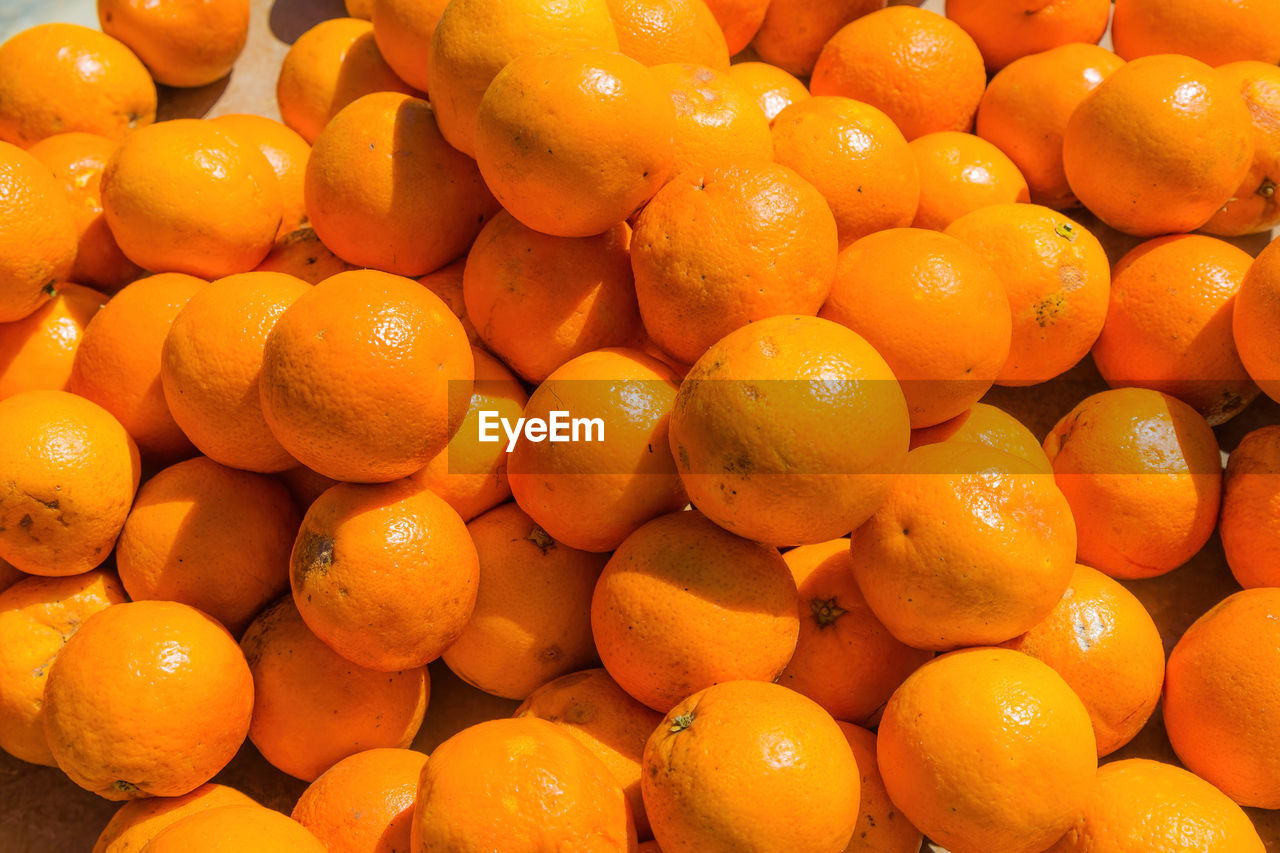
[69,272,204,461]
[0,390,140,577]
[631,162,838,364]
[1062,54,1255,237]
[98,0,249,88]
[642,680,861,853]
[976,43,1125,210]
[1203,61,1280,237]
[946,0,1111,71]
[211,114,310,238]
[254,226,354,285]
[260,269,473,483]
[1042,387,1222,579]
[649,62,773,177]
[0,283,104,400]
[94,784,258,853]
[1235,236,1280,402]
[778,539,932,725]
[670,315,910,545]
[474,48,676,239]
[277,465,339,515]
[42,600,253,799]
[416,258,479,346]
[140,805,325,853]
[1111,0,1280,66]
[161,271,309,473]
[291,747,428,853]
[0,558,23,594]
[1222,425,1280,588]
[291,479,479,671]
[909,131,1031,231]
[1164,588,1280,808]
[606,0,730,68]
[115,456,300,636]
[945,203,1110,387]
[751,0,884,78]
[276,17,418,145]
[591,510,798,712]
[821,228,1011,428]
[347,0,372,16]
[1002,563,1165,756]
[305,92,495,277]
[909,402,1054,474]
[426,0,620,157]
[851,442,1077,650]
[725,60,809,122]
[508,348,688,553]
[0,569,126,765]
[414,717,635,851]
[1049,758,1265,853]
[878,648,1097,853]
[461,212,642,383]
[442,502,606,699]
[0,141,78,323]
[771,96,918,248]
[1093,234,1257,425]
[516,668,665,840]
[810,7,986,141]
[701,0,768,54]
[371,0,448,91]
[241,598,428,781]
[0,24,155,147]
[839,723,923,853]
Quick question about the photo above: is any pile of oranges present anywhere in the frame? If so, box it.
[2,0,1280,850]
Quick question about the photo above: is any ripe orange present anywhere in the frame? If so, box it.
[371,0,448,91]
[725,61,809,122]
[649,62,773,178]
[946,0,1111,71]
[210,114,311,238]
[416,258,479,345]
[254,226,353,285]
[909,131,1031,231]
[606,0,730,68]
[1203,61,1280,237]
[1111,0,1280,66]
[93,784,258,853]
[839,723,923,853]
[1222,426,1280,588]
[98,0,249,87]
[291,747,428,853]
[751,0,885,78]
[909,401,1053,474]
[0,283,104,400]
[0,141,78,323]
[140,805,325,853]
[701,0,768,54]
[1235,236,1280,402]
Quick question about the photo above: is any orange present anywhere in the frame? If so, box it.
[210,114,310,238]
[101,120,282,278]
[140,805,325,853]
[347,0,373,16]
[371,0,448,91]
[276,17,418,145]
[0,283,104,400]
[516,668,665,840]
[1235,236,1280,402]
[442,503,605,699]
[426,0,619,157]
[1049,759,1265,853]
[291,478,479,671]
[161,271,309,473]
[1222,425,1280,588]
[291,747,428,853]
[725,61,809,122]
[0,24,155,147]
[631,162,838,364]
[751,0,885,78]
[0,558,23,594]
[851,442,1077,650]
[810,7,986,141]
[1062,54,1254,237]
[277,465,338,514]
[0,570,126,765]
[414,717,635,851]
[115,456,300,636]
[590,509,798,712]
[909,131,1031,231]
[838,723,923,853]
[461,213,642,383]
[642,680,861,853]
[701,0,768,54]
[241,598,428,781]
[1002,563,1164,756]
[821,228,1011,428]
[94,784,258,853]
[255,226,354,285]
[474,48,676,238]
[976,43,1125,210]
[945,203,1110,387]
[0,390,140,577]
[42,600,253,799]
[771,96,918,248]
[1165,588,1280,808]
[1042,387,1222,579]
[508,348,688,552]
[1093,234,1257,425]
[69,272,204,461]
[417,258,479,345]
[909,402,1054,474]
[946,0,1111,71]
[606,0,730,69]
[98,0,249,88]
[410,347,527,521]
[649,62,773,177]
[1111,0,1280,66]
[778,540,932,725]
[26,133,142,292]
[878,648,1097,853]
[0,141,78,322]
[1203,62,1280,237]
[670,315,910,545]
[260,269,473,483]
